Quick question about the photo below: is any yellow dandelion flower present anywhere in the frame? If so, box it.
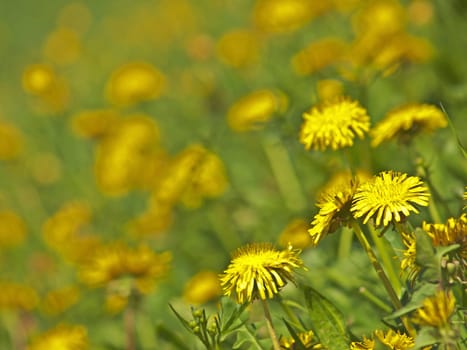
[400,232,420,281]
[94,114,161,195]
[106,61,166,106]
[217,29,260,68]
[220,243,304,304]
[0,121,23,160]
[317,169,372,198]
[278,218,313,249]
[316,79,344,101]
[423,214,467,259]
[43,27,82,65]
[412,290,456,328]
[408,0,434,26]
[299,97,370,151]
[309,179,358,246]
[0,210,27,249]
[0,282,39,311]
[79,243,171,296]
[127,200,173,238]
[41,285,80,316]
[28,324,88,350]
[350,336,375,350]
[292,38,347,76]
[183,270,222,305]
[227,89,287,132]
[253,0,332,33]
[351,171,430,227]
[374,329,414,350]
[279,330,321,349]
[70,109,120,139]
[370,104,447,147]
[22,64,57,96]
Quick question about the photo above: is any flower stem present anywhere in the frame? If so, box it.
[261,134,307,212]
[351,221,401,310]
[358,287,392,313]
[261,299,281,350]
[367,225,401,295]
[125,293,139,350]
[351,221,415,336]
[338,227,354,261]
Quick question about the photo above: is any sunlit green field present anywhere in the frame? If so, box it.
[0,1,466,349]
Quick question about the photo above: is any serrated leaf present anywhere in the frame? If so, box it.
[303,286,350,350]
[413,327,440,349]
[415,229,439,282]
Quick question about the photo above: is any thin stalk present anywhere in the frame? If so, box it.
[351,221,415,336]
[261,134,307,212]
[261,299,281,350]
[338,227,354,261]
[124,293,139,350]
[358,287,392,313]
[276,296,301,327]
[367,225,401,295]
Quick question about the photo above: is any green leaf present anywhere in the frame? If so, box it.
[414,229,439,282]
[303,285,350,350]
[169,304,193,333]
[385,283,438,319]
[155,323,191,350]
[413,327,440,349]
[232,324,266,350]
[283,319,309,350]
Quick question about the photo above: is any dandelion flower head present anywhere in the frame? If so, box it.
[350,336,375,350]
[28,324,88,350]
[351,171,430,227]
[412,290,456,328]
[309,179,359,246]
[220,243,304,304]
[374,329,414,350]
[423,214,467,259]
[371,103,447,147]
[299,97,370,151]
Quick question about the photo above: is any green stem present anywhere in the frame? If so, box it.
[261,134,307,212]
[358,287,392,313]
[338,227,354,261]
[261,299,281,350]
[351,221,401,309]
[367,225,401,295]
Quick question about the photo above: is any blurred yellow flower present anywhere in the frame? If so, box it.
[371,104,447,147]
[374,329,414,350]
[106,61,166,106]
[351,171,430,227]
[0,210,27,249]
[94,114,161,195]
[278,218,313,249]
[253,0,331,33]
[70,109,120,139]
[28,324,88,350]
[183,270,222,305]
[0,121,23,160]
[79,243,171,296]
[299,97,370,151]
[22,64,70,114]
[40,285,80,316]
[43,27,82,65]
[292,38,347,76]
[352,0,406,37]
[22,64,57,96]
[309,179,358,246]
[57,2,93,35]
[0,282,39,311]
[127,200,173,238]
[412,290,456,328]
[227,89,287,132]
[316,79,344,101]
[423,214,467,259]
[350,336,375,350]
[29,152,62,185]
[317,169,371,198]
[153,144,228,208]
[220,243,304,304]
[217,29,261,68]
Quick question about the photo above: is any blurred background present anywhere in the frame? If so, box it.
[0,0,466,348]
